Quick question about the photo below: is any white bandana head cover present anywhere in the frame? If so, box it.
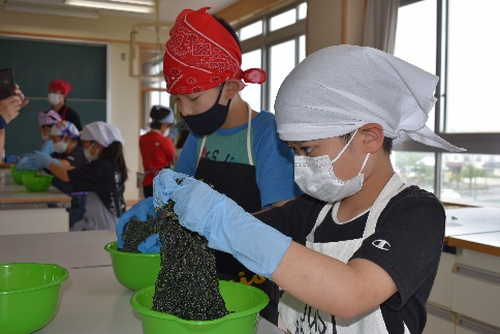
[275,45,465,152]
[80,121,124,147]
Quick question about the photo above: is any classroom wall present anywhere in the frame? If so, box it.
[0,8,162,200]
[0,2,365,201]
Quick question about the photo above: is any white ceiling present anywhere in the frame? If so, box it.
[3,0,240,22]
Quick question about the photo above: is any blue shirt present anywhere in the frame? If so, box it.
[175,110,301,209]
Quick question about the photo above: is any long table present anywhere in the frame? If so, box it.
[0,169,71,235]
[0,230,285,333]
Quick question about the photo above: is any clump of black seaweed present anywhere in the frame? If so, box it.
[152,199,228,320]
[119,178,228,321]
[118,214,158,253]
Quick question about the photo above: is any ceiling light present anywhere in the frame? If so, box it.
[65,0,154,14]
[4,2,99,19]
[109,0,154,5]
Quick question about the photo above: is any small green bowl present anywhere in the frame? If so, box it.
[131,281,269,334]
[22,174,54,192]
[104,241,161,291]
[0,262,69,334]
[10,165,37,185]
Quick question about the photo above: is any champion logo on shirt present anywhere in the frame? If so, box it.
[372,239,391,251]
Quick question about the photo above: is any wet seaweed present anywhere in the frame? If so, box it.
[118,214,158,253]
[152,199,228,320]
[119,178,228,321]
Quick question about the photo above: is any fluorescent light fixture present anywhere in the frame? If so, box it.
[65,0,154,14]
[109,0,154,5]
[4,2,99,19]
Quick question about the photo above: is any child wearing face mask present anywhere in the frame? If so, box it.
[38,109,62,154]
[117,7,301,325]
[21,121,128,231]
[139,105,175,198]
[17,120,88,228]
[49,121,88,227]
[45,79,82,131]
[127,45,467,333]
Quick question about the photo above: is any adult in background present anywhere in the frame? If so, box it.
[139,105,175,198]
[46,79,82,130]
[0,84,29,159]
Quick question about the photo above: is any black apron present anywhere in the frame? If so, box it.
[194,104,280,325]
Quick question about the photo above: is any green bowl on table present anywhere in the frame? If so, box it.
[104,241,161,291]
[130,280,269,334]
[10,165,37,185]
[22,174,54,192]
[0,262,69,334]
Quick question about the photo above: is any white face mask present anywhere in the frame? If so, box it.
[41,134,50,141]
[52,138,68,154]
[163,128,170,137]
[84,142,99,161]
[294,130,370,203]
[47,93,62,106]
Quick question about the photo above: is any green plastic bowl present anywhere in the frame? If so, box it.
[10,165,38,185]
[22,174,54,192]
[104,241,160,291]
[0,263,69,334]
[131,280,269,334]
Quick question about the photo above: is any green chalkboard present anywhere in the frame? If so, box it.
[0,38,106,156]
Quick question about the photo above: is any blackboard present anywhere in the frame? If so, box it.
[0,38,107,156]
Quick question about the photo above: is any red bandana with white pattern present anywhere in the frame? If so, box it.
[163,7,266,95]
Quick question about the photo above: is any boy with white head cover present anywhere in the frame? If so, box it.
[135,45,465,333]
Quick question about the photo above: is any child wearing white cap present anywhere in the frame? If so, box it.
[23,121,128,231]
[136,45,466,333]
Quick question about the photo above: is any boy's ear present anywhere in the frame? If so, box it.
[224,79,242,99]
[360,123,384,153]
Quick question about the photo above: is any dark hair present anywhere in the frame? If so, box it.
[340,131,393,154]
[213,15,242,51]
[100,142,128,183]
[150,105,172,130]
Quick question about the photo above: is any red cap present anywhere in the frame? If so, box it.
[163,7,266,95]
[49,80,73,96]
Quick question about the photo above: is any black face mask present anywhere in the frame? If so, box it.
[184,85,231,136]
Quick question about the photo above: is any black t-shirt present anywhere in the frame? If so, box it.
[256,186,445,334]
[67,158,126,217]
[50,145,87,195]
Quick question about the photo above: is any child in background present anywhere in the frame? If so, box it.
[139,105,175,198]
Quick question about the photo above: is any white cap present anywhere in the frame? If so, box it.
[80,121,124,147]
[275,45,465,152]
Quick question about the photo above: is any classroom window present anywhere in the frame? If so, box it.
[241,49,263,109]
[237,1,307,112]
[394,0,500,207]
[239,20,263,41]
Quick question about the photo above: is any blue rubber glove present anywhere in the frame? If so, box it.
[16,154,38,171]
[116,197,161,253]
[153,169,292,279]
[41,140,54,155]
[34,151,61,169]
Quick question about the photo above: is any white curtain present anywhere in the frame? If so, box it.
[362,0,400,54]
